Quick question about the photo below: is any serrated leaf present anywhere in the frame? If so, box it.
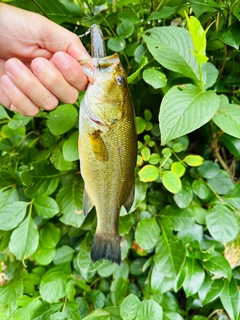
[9,215,39,261]
[154,233,186,278]
[162,171,182,194]
[143,69,167,89]
[0,201,29,231]
[206,204,239,243]
[34,196,59,218]
[138,165,159,182]
[159,84,220,145]
[143,27,199,81]
[120,294,141,320]
[56,183,84,228]
[135,218,161,251]
[47,104,78,136]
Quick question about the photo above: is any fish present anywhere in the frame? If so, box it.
[79,25,137,264]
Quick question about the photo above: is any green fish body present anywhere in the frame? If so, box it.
[79,53,137,264]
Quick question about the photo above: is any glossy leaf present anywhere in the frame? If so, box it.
[138,165,159,182]
[120,294,140,320]
[135,218,160,251]
[9,215,39,261]
[0,201,29,231]
[162,171,182,194]
[136,300,163,320]
[142,69,167,89]
[159,85,220,145]
[34,196,59,218]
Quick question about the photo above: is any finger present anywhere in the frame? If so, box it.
[4,58,59,110]
[31,57,79,104]
[1,75,40,116]
[51,52,88,91]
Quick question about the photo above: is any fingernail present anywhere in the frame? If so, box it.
[5,59,23,75]
[1,75,15,90]
[54,53,69,69]
[33,58,46,72]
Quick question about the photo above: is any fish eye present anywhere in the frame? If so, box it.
[116,74,125,85]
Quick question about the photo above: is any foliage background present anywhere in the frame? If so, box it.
[0,0,240,319]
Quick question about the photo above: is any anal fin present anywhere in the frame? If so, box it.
[83,189,94,218]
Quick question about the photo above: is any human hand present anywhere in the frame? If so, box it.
[0,3,90,116]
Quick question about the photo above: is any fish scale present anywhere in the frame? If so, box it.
[79,25,137,264]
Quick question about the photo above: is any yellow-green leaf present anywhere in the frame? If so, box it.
[162,171,182,193]
[171,162,186,177]
[184,155,204,167]
[138,165,159,182]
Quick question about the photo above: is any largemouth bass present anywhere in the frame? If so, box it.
[79,25,137,264]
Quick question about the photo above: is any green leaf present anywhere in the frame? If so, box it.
[8,113,32,129]
[173,180,193,208]
[171,162,186,178]
[136,300,163,320]
[138,165,159,182]
[0,201,29,231]
[87,290,106,309]
[107,38,126,52]
[21,161,60,198]
[0,105,10,119]
[118,11,140,24]
[9,215,39,261]
[143,27,199,81]
[203,62,219,90]
[224,183,240,210]
[77,247,103,273]
[197,160,220,178]
[198,275,225,305]
[163,312,184,320]
[50,142,74,171]
[127,56,148,84]
[202,252,232,281]
[159,205,195,231]
[40,222,61,249]
[154,233,186,278]
[34,196,60,218]
[182,258,205,297]
[192,179,213,201]
[142,69,167,89]
[221,133,240,158]
[117,21,134,38]
[33,245,56,265]
[213,101,240,138]
[183,155,204,167]
[62,131,79,162]
[220,278,239,320]
[56,183,84,228]
[53,245,75,265]
[135,218,160,251]
[39,269,67,303]
[120,294,141,320]
[162,171,182,194]
[151,265,175,294]
[206,204,239,243]
[82,309,110,320]
[148,7,175,20]
[47,104,78,136]
[159,85,220,145]
[207,170,234,195]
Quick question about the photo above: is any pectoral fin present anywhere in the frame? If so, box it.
[83,189,94,217]
[89,130,108,161]
[123,186,135,212]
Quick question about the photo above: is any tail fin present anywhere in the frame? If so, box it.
[91,233,121,265]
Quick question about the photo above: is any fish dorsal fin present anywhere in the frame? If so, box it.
[123,186,135,212]
[89,130,108,162]
[83,189,94,218]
